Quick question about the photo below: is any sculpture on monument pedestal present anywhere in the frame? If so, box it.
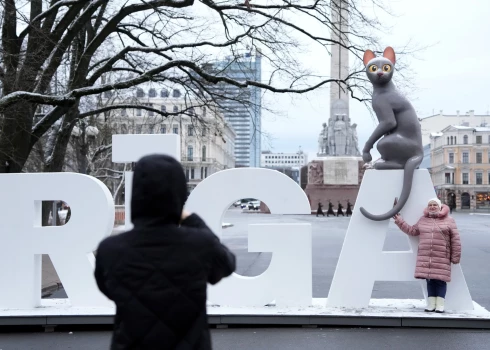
[317,110,361,157]
[359,46,424,221]
[308,161,324,184]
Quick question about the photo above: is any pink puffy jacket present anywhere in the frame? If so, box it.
[394,204,461,282]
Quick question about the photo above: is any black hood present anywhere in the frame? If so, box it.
[131,154,188,226]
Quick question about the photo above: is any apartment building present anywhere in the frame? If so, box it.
[430,125,490,210]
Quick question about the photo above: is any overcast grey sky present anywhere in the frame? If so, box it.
[261,0,490,161]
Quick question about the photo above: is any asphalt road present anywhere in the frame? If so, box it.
[0,328,489,350]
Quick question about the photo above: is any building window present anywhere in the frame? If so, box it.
[449,153,454,164]
[463,152,469,163]
[173,106,179,113]
[488,172,490,184]
[202,146,206,161]
[148,108,154,117]
[173,126,178,134]
[148,125,154,134]
[136,88,145,98]
[201,167,204,179]
[476,172,483,185]
[121,108,127,116]
[463,173,469,184]
[203,107,206,117]
[190,168,194,179]
[463,135,468,144]
[185,168,189,181]
[445,172,450,184]
[136,125,142,134]
[454,136,457,144]
[476,135,482,144]
[161,126,166,134]
[149,88,157,98]
[204,167,208,178]
[488,135,490,144]
[189,107,195,115]
[136,108,142,116]
[161,89,169,98]
[173,89,181,98]
[187,146,194,161]
[188,125,194,136]
[202,127,207,136]
[476,192,490,209]
[161,105,166,113]
[477,152,483,164]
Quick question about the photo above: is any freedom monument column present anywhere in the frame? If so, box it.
[306,0,364,211]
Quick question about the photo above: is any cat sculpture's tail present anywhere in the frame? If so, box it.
[360,155,424,221]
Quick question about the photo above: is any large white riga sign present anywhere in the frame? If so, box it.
[0,135,474,311]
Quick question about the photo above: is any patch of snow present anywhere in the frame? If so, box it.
[0,298,487,319]
[205,298,490,319]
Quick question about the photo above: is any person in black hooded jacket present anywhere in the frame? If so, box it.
[95,154,236,350]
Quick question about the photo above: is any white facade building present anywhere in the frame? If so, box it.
[261,151,308,168]
[420,110,490,146]
[430,125,490,210]
[100,86,236,192]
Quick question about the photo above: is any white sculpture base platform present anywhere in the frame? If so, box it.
[1,299,489,328]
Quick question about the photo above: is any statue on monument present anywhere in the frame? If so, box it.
[317,112,361,157]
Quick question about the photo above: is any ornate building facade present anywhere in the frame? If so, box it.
[99,86,236,194]
[430,125,490,210]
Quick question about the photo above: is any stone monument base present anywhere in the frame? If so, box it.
[305,157,365,211]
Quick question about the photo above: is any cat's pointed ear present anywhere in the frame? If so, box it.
[383,46,396,64]
[363,50,376,66]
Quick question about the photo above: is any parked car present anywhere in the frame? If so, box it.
[248,201,260,211]
[233,200,242,207]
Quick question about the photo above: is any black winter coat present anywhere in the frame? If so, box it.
[95,155,236,350]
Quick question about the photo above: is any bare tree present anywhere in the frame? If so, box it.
[0,0,418,174]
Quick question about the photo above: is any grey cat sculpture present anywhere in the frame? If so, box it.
[360,47,423,221]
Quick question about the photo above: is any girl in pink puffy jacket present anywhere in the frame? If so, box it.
[393,198,461,313]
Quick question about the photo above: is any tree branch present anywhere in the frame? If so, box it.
[77,103,176,119]
[18,0,85,41]
[0,92,75,109]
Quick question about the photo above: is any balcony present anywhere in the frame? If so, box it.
[181,157,215,164]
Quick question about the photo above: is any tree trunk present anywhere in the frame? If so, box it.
[0,102,35,173]
[44,105,79,173]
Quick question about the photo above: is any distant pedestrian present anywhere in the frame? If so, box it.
[336,202,344,217]
[326,202,335,217]
[393,198,461,313]
[346,201,353,217]
[95,154,236,350]
[316,202,325,217]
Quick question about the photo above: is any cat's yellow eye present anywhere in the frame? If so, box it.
[368,65,378,72]
[382,64,392,72]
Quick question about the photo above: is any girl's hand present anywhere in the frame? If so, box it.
[393,213,401,220]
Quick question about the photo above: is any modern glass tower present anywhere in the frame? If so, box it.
[207,52,262,167]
